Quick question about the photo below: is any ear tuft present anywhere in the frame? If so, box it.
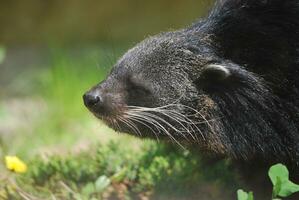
[202,64,231,81]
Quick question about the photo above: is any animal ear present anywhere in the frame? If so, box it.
[201,64,231,81]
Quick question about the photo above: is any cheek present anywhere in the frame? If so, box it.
[126,86,155,107]
[193,94,218,119]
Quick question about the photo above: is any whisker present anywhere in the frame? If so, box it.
[128,105,207,140]
[113,117,122,134]
[174,104,217,135]
[118,117,142,137]
[124,100,221,150]
[125,113,162,135]
[126,115,160,142]
[126,112,185,149]
[128,111,190,141]
[131,109,196,141]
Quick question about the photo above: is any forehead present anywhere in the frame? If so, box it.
[110,31,215,83]
[114,33,187,73]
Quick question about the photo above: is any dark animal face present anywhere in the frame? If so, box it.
[83,31,234,149]
[88,0,299,170]
[83,0,299,161]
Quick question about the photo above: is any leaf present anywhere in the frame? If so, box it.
[237,189,248,200]
[95,175,111,192]
[273,176,282,197]
[237,189,254,200]
[278,180,299,197]
[268,164,289,185]
[247,191,254,200]
[268,163,299,198]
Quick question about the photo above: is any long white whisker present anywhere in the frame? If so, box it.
[129,111,190,141]
[128,105,207,140]
[123,100,221,149]
[173,104,217,135]
[126,112,185,149]
[133,109,197,141]
[126,115,160,142]
[118,117,142,137]
[159,109,202,141]
[126,113,162,136]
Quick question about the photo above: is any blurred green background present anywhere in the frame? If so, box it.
[0,0,212,45]
[0,1,240,199]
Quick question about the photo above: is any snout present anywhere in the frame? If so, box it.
[83,91,102,108]
[83,89,114,117]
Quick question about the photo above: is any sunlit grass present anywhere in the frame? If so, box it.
[0,45,133,158]
[40,47,118,118]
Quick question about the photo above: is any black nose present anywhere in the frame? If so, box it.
[83,92,101,108]
[83,89,114,116]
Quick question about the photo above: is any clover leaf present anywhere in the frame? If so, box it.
[269,163,299,198]
[237,189,254,200]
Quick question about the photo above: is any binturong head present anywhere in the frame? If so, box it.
[83,29,258,155]
[83,0,299,162]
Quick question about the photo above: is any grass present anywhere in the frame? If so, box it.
[2,142,236,199]
[0,46,238,199]
[1,46,126,158]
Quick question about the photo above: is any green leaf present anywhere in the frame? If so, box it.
[95,175,111,192]
[247,192,254,200]
[273,176,282,197]
[237,189,248,200]
[237,189,254,200]
[278,180,299,197]
[268,164,289,185]
[268,163,299,198]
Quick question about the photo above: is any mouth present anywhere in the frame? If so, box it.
[88,104,211,146]
[89,107,126,129]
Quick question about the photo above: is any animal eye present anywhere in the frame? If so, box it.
[131,84,151,95]
[127,77,151,96]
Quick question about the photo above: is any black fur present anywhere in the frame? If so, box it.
[84,0,299,197]
[204,0,299,164]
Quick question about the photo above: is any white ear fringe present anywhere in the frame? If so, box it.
[204,64,231,79]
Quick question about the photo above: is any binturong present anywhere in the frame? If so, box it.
[84,0,299,196]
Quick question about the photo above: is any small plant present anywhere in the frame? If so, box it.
[269,164,299,199]
[237,163,299,200]
[237,189,254,200]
